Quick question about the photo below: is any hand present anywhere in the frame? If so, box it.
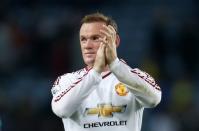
[100,25,117,65]
[93,42,106,73]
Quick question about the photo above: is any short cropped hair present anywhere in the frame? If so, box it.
[81,12,118,33]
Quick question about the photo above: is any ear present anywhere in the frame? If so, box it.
[115,34,120,47]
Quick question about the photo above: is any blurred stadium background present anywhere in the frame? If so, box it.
[0,0,199,131]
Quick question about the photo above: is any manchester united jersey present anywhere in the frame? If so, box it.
[51,58,161,131]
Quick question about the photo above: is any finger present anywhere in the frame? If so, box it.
[97,42,103,52]
[99,37,109,50]
[102,24,114,34]
[99,37,107,44]
[108,25,116,41]
[108,25,116,34]
[102,43,106,51]
[101,25,116,42]
[100,43,106,57]
[100,31,112,45]
[103,24,116,37]
[96,43,103,58]
[99,42,106,51]
[100,28,116,49]
[100,29,111,38]
[100,30,113,45]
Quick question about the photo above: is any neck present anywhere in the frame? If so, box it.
[87,65,110,72]
[103,66,110,72]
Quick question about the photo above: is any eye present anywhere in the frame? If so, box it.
[91,36,100,42]
[80,37,86,42]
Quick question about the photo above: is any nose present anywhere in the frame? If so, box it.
[84,39,94,49]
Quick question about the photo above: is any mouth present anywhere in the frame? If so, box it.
[84,53,96,59]
[84,52,95,55]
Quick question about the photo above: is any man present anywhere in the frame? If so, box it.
[51,12,161,131]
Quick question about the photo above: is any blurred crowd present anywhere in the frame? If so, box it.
[0,0,199,131]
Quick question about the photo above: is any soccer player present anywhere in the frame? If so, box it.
[51,12,161,131]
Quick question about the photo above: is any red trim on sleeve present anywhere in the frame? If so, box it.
[131,69,161,91]
[54,69,90,102]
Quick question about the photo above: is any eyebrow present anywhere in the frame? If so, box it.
[80,34,102,38]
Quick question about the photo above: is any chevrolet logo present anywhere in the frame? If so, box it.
[84,104,127,117]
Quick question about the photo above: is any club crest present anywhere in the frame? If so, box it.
[115,83,129,96]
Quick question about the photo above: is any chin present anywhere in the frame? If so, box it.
[84,58,95,66]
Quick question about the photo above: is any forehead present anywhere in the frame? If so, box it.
[80,22,105,36]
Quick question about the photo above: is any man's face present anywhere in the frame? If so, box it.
[79,22,105,67]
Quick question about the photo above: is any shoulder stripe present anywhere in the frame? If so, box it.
[52,76,61,87]
[119,59,127,64]
[102,72,111,79]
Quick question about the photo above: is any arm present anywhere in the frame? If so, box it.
[99,25,161,108]
[51,69,101,118]
[51,35,107,118]
[109,58,161,108]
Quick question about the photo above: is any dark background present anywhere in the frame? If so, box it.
[0,0,199,131]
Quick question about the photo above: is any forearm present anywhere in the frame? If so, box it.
[109,58,161,108]
[51,69,101,118]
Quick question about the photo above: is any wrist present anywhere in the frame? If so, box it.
[107,56,117,65]
[93,66,103,74]
[109,57,119,70]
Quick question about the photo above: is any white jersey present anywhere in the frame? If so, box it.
[51,58,161,131]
